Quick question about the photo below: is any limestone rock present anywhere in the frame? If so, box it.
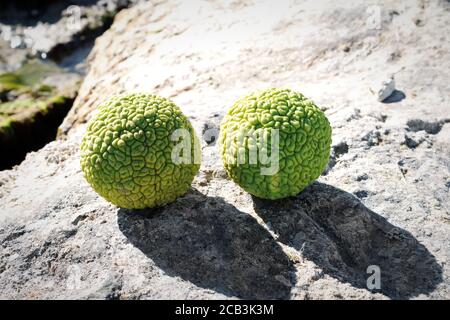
[1,0,449,299]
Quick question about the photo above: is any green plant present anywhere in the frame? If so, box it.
[80,93,201,209]
[219,88,332,200]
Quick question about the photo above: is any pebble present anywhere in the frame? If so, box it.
[378,76,396,102]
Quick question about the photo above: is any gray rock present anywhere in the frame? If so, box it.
[1,0,450,300]
[377,77,396,102]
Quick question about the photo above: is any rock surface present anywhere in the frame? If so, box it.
[0,1,146,169]
[0,0,139,68]
[1,0,449,299]
[0,59,80,169]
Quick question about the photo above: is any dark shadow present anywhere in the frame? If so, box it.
[252,182,443,299]
[117,189,295,299]
[59,42,94,73]
[0,1,98,26]
[382,90,406,103]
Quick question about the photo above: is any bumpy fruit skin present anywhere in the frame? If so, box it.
[219,88,332,200]
[80,93,200,209]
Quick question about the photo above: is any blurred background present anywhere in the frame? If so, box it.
[0,0,141,169]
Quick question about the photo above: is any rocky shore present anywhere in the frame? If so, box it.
[0,0,140,169]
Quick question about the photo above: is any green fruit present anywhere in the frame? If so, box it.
[80,93,201,209]
[219,88,332,200]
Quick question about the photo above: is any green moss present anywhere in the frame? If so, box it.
[36,84,54,93]
[10,60,61,86]
[0,118,13,137]
[0,59,61,95]
[0,59,70,130]
[49,95,67,104]
[0,99,45,114]
[0,73,25,92]
[100,11,115,27]
[0,95,71,129]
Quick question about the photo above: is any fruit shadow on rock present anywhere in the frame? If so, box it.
[252,182,443,299]
[117,189,295,299]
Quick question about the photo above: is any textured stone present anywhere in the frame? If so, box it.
[0,0,449,300]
